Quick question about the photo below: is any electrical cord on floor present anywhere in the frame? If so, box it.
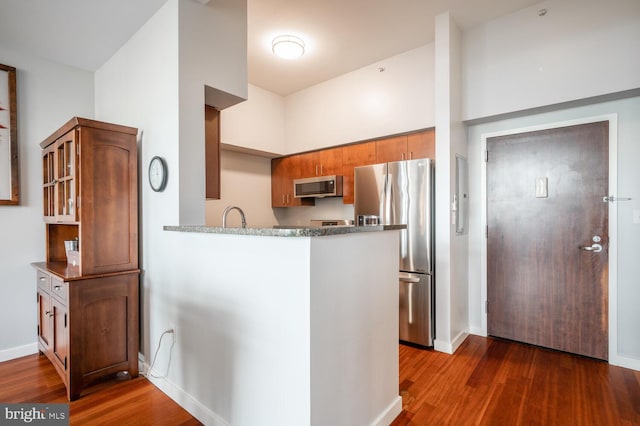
[141,329,175,379]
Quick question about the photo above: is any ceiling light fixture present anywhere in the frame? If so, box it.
[272,35,305,59]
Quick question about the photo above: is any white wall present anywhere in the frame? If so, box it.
[143,229,400,426]
[177,0,247,225]
[284,44,435,154]
[95,0,181,378]
[269,44,435,227]
[463,0,640,121]
[273,197,354,227]
[433,13,468,353]
[221,84,285,155]
[0,45,93,361]
[205,150,277,228]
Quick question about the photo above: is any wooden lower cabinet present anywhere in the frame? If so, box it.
[34,264,139,400]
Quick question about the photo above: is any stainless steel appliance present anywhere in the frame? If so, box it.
[294,175,343,198]
[354,158,435,347]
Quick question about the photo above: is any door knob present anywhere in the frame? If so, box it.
[580,243,602,253]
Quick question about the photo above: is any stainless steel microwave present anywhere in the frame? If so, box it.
[294,175,343,198]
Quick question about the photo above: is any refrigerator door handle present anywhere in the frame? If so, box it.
[407,282,413,324]
[400,273,420,325]
[399,275,420,283]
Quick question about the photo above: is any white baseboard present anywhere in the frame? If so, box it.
[372,396,402,426]
[451,330,469,353]
[0,343,38,363]
[143,363,228,426]
[434,330,469,354]
[469,326,486,337]
[614,354,640,372]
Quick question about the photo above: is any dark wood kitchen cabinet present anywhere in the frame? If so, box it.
[271,154,314,207]
[270,128,434,207]
[299,146,343,177]
[34,117,139,400]
[376,129,435,163]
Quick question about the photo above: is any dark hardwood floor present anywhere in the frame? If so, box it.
[0,354,201,425]
[1,336,639,425]
[393,335,640,425]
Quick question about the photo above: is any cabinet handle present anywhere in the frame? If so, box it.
[401,153,405,160]
[409,151,413,160]
[315,164,319,175]
[54,285,62,291]
[320,164,323,175]
[39,277,46,281]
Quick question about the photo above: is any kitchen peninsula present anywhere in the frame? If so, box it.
[160,224,403,425]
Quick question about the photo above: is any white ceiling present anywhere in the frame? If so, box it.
[0,0,542,96]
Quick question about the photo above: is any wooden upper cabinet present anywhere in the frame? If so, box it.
[205,105,220,200]
[271,156,289,207]
[40,117,138,276]
[297,147,343,177]
[271,155,314,208]
[341,141,377,205]
[313,146,343,176]
[376,129,435,163]
[408,129,435,159]
[270,129,434,207]
[376,135,408,163]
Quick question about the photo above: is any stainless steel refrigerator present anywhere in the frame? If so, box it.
[354,158,435,347]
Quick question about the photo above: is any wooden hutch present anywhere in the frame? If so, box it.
[33,117,139,400]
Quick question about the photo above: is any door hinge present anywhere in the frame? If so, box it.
[603,195,632,203]
[64,313,67,328]
[37,325,40,335]
[64,357,67,369]
[484,150,488,162]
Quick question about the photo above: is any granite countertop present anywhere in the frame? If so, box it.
[163,224,405,237]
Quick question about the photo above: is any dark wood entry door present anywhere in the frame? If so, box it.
[487,121,609,360]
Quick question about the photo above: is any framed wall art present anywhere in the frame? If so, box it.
[0,63,18,205]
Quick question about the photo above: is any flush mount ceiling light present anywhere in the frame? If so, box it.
[272,35,305,59]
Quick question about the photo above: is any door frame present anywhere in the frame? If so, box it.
[479,114,619,365]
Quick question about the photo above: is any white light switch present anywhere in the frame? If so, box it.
[633,209,640,224]
[535,177,548,198]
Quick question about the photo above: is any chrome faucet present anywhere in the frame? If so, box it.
[222,205,247,228]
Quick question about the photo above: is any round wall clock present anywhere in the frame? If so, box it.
[148,156,168,192]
